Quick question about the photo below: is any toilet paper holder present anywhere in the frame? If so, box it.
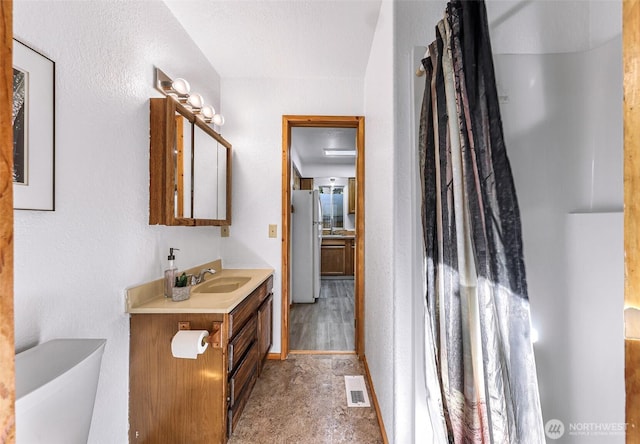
[177,321,222,348]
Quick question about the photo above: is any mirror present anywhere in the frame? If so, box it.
[149,97,232,226]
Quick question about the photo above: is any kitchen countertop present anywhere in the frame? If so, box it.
[322,234,356,239]
[126,260,274,314]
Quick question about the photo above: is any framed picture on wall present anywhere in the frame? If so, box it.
[12,39,55,211]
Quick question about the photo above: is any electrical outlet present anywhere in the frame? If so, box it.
[269,224,277,238]
[221,226,230,237]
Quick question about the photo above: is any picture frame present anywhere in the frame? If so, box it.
[12,39,55,211]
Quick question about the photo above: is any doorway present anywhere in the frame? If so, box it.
[281,115,364,358]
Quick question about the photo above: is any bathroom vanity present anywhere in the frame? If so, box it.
[126,261,274,443]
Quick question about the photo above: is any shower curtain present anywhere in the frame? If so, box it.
[418,1,544,442]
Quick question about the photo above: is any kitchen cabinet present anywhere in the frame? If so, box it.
[348,177,356,214]
[129,275,273,443]
[321,238,355,276]
[300,178,314,190]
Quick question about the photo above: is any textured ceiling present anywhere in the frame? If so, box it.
[164,1,621,80]
[164,0,383,79]
[291,127,357,169]
[163,0,620,169]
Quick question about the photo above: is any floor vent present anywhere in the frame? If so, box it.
[344,375,371,407]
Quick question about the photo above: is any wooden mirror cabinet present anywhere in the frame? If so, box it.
[149,97,232,226]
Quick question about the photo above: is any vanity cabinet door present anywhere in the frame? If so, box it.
[257,294,273,375]
[129,313,227,444]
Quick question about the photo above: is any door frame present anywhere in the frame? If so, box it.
[0,0,14,437]
[280,115,365,359]
[625,0,640,438]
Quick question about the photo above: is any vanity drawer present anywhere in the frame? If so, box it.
[228,342,258,408]
[227,370,257,437]
[261,275,273,303]
[229,287,261,339]
[228,315,256,373]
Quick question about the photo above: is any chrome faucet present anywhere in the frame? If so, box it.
[192,268,217,285]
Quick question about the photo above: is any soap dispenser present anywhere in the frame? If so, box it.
[164,248,179,298]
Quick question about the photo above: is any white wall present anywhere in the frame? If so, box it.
[13,1,224,442]
[487,0,619,54]
[364,0,398,441]
[219,77,363,353]
[304,164,355,178]
[497,35,624,441]
[394,2,448,442]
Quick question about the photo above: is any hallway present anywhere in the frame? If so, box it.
[228,355,383,443]
[289,279,355,351]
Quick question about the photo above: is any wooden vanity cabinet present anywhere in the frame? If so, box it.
[129,275,273,444]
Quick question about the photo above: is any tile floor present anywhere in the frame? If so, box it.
[228,354,384,444]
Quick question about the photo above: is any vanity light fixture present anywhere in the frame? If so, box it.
[172,78,190,95]
[201,104,216,122]
[212,114,225,126]
[324,149,356,157]
[159,76,191,99]
[154,67,225,127]
[187,93,204,111]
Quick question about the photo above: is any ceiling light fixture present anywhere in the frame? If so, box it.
[324,149,356,157]
[154,67,225,128]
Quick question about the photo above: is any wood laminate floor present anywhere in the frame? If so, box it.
[289,279,354,351]
[228,355,383,444]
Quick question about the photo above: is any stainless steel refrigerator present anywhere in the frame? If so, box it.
[292,189,322,303]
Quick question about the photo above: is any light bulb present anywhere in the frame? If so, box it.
[212,114,225,126]
[201,104,215,120]
[172,78,190,96]
[187,93,204,111]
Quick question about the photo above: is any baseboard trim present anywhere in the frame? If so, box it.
[267,352,281,360]
[289,350,355,355]
[362,355,389,444]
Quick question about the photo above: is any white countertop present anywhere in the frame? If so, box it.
[126,261,274,314]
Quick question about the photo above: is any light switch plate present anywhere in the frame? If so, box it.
[269,224,277,238]
[221,226,230,237]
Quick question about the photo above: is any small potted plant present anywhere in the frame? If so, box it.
[172,272,191,302]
